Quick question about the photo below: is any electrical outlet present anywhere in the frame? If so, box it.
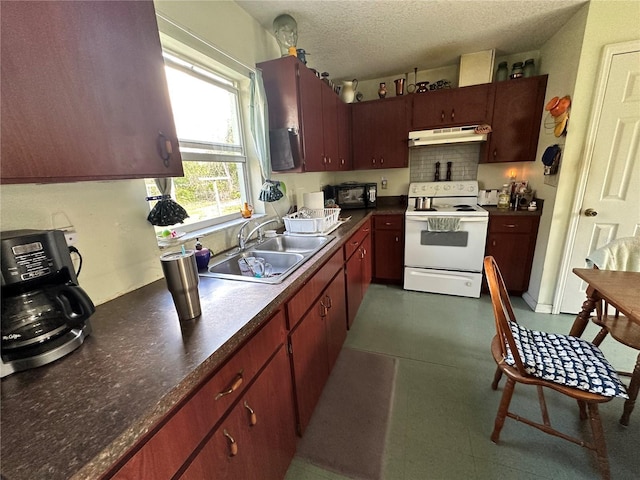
[63,230,78,246]
[381,178,388,189]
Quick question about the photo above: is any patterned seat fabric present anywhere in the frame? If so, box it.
[505,321,628,399]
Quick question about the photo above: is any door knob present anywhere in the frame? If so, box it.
[584,208,598,217]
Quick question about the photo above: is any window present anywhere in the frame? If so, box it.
[146,52,249,232]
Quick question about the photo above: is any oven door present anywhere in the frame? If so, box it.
[404,216,488,272]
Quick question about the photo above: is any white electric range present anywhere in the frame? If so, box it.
[404,181,489,298]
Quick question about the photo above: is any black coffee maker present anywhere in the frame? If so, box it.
[1,229,95,377]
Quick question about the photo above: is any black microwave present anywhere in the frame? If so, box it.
[323,183,377,210]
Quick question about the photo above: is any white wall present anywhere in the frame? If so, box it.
[522,2,589,311]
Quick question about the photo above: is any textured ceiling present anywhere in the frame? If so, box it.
[236,0,588,81]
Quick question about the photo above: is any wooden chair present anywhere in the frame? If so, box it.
[591,303,640,425]
[484,256,628,480]
[586,236,640,425]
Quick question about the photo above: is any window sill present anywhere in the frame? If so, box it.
[156,214,266,249]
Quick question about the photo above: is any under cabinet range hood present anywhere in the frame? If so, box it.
[408,125,488,147]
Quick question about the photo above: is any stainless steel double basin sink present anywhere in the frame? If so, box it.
[199,235,335,284]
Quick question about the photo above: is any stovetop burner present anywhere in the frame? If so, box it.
[456,206,475,211]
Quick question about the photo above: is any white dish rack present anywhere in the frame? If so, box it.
[283,207,341,234]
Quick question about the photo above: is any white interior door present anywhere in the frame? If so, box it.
[559,44,640,314]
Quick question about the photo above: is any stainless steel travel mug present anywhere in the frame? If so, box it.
[160,250,201,321]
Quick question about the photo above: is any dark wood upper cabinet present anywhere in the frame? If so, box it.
[259,56,347,173]
[352,96,411,170]
[0,1,182,184]
[336,100,353,170]
[480,75,548,163]
[412,83,494,129]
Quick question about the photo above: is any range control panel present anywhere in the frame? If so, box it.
[408,181,479,199]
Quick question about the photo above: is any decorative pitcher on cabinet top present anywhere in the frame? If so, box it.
[240,202,253,218]
[340,79,358,103]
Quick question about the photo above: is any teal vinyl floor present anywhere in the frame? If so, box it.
[285,284,639,480]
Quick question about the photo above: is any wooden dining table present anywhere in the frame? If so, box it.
[570,268,640,426]
[569,268,640,337]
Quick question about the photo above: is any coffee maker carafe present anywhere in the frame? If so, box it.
[1,229,95,377]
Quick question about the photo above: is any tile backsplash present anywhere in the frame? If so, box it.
[409,144,480,182]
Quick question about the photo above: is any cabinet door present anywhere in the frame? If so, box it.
[485,233,531,293]
[374,229,404,282]
[485,215,540,293]
[336,100,352,170]
[181,346,296,480]
[1,1,182,184]
[179,394,251,480]
[352,101,377,169]
[352,98,409,170]
[346,248,363,329]
[321,83,340,170]
[324,271,347,372]
[482,76,548,163]
[376,97,410,168]
[289,302,329,434]
[259,56,303,172]
[362,234,373,291]
[412,84,494,129]
[298,63,325,171]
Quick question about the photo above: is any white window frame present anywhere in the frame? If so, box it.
[158,50,252,234]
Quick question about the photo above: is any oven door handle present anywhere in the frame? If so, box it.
[405,216,488,223]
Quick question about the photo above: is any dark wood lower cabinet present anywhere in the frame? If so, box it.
[179,345,296,479]
[109,311,291,479]
[484,214,540,294]
[345,220,372,329]
[288,268,347,435]
[325,271,347,372]
[373,214,404,283]
[289,295,330,435]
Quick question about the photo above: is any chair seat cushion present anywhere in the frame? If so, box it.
[505,321,628,398]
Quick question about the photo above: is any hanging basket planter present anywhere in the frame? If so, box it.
[146,195,189,226]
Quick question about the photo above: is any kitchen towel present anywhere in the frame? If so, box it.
[303,191,325,210]
[427,217,460,232]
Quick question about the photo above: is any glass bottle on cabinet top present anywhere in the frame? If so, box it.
[510,62,524,79]
[523,59,536,78]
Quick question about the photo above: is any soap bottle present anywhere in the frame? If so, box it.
[497,184,510,210]
[194,238,211,271]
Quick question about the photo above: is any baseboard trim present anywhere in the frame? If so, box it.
[522,291,553,313]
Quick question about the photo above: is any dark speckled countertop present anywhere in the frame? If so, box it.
[1,207,411,480]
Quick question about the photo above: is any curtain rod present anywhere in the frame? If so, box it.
[156,11,256,75]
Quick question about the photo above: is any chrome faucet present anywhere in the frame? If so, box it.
[238,218,278,251]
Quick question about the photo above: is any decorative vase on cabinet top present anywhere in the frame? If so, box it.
[378,82,387,99]
[340,79,358,103]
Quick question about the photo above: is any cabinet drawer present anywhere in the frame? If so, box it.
[111,310,286,479]
[374,214,403,231]
[488,216,537,234]
[344,219,372,259]
[286,248,344,330]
